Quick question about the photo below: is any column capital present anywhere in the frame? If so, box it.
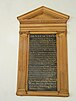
[19,31,30,35]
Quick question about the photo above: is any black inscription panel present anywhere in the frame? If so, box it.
[28,34,57,91]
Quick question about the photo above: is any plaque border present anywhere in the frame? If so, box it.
[16,32,69,97]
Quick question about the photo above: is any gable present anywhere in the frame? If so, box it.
[17,6,69,21]
[29,13,56,19]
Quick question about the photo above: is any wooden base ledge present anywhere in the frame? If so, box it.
[16,91,69,97]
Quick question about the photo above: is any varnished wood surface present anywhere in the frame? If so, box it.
[16,6,69,96]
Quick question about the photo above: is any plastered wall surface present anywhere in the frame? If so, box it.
[0,0,76,101]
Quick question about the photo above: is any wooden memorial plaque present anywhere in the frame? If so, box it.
[16,6,69,96]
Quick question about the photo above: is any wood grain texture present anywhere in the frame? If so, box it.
[16,6,69,96]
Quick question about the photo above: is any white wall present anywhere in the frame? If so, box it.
[0,0,76,101]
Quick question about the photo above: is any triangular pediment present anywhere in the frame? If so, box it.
[30,13,58,19]
[17,6,69,21]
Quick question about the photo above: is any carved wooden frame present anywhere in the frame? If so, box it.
[16,6,69,97]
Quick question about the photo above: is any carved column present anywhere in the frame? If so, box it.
[16,32,28,95]
[58,32,69,96]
